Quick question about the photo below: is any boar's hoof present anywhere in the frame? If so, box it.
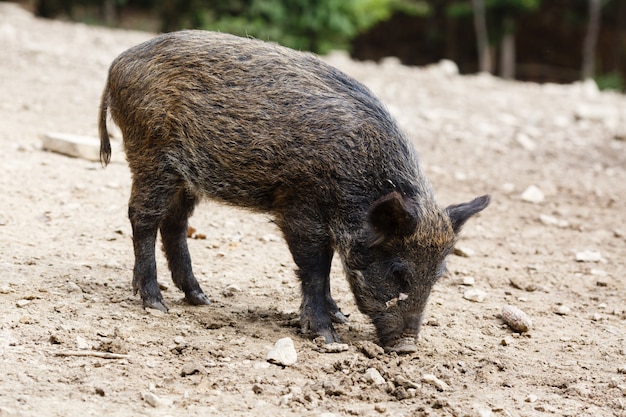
[331,310,349,324]
[385,337,418,354]
[317,327,342,344]
[184,290,211,306]
[143,298,169,313]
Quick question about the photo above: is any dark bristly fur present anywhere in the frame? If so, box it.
[99,30,490,350]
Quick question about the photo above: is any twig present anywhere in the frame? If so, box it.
[53,350,129,359]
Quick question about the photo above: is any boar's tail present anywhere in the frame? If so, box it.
[98,82,112,167]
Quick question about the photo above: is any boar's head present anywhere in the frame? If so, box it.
[343,192,490,353]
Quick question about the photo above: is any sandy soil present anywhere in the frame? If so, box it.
[1,3,625,416]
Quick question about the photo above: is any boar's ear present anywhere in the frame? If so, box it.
[446,194,490,234]
[366,191,418,246]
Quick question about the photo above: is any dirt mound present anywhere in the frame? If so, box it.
[0,2,625,416]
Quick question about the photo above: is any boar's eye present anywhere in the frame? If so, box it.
[390,264,411,291]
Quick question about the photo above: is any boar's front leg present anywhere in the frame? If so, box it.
[280,225,343,343]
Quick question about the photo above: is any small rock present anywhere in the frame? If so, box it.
[509,276,536,292]
[357,340,384,359]
[501,305,532,333]
[521,185,545,204]
[525,394,538,403]
[181,362,203,377]
[554,305,571,316]
[76,335,90,350]
[463,289,487,303]
[267,337,297,366]
[575,250,603,262]
[395,375,420,389]
[617,365,626,374]
[539,214,569,228]
[173,336,186,345]
[461,276,476,286]
[142,392,162,407]
[65,281,82,293]
[0,285,14,294]
[421,374,449,391]
[453,246,475,258]
[15,299,30,308]
[222,283,242,297]
[392,386,411,400]
[515,132,537,152]
[322,342,349,353]
[252,383,263,394]
[364,368,386,385]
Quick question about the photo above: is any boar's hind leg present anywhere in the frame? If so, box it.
[128,178,170,312]
[159,187,210,306]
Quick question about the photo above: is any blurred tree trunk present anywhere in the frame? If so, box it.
[582,0,601,79]
[500,16,516,79]
[103,0,116,26]
[472,0,492,73]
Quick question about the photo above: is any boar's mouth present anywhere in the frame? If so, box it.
[376,311,423,354]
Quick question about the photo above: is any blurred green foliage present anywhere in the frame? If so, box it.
[160,0,429,54]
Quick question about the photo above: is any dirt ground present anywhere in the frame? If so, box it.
[1,3,625,416]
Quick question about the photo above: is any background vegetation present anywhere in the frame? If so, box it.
[25,0,626,90]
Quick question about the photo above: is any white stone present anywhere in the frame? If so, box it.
[421,373,449,391]
[515,132,537,152]
[575,250,603,262]
[364,368,386,385]
[75,335,90,350]
[554,305,571,316]
[521,185,545,204]
[453,246,475,258]
[462,276,476,286]
[539,214,569,228]
[266,337,297,366]
[41,132,123,163]
[463,289,487,303]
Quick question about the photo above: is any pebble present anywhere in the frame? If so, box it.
[180,362,203,377]
[575,250,603,262]
[65,281,82,293]
[453,245,475,258]
[515,132,537,152]
[521,185,545,204]
[554,305,571,315]
[461,276,476,286]
[14,298,31,308]
[357,340,384,359]
[421,374,449,391]
[266,337,297,366]
[395,375,420,389]
[539,214,569,228]
[0,285,13,294]
[322,342,349,353]
[463,289,487,303]
[222,283,242,297]
[142,391,164,408]
[501,305,532,333]
[617,365,626,374]
[364,368,386,385]
[75,335,90,350]
[525,394,538,403]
